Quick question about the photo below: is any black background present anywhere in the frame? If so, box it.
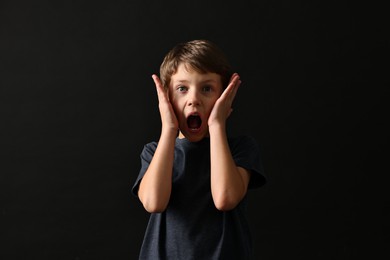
[1,0,388,259]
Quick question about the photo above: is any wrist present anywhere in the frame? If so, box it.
[161,126,178,140]
[208,122,226,136]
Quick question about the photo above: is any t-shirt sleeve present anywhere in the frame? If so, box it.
[131,142,158,197]
[230,135,267,189]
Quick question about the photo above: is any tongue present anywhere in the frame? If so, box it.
[188,116,201,129]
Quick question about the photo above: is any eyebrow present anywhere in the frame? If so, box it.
[174,79,217,84]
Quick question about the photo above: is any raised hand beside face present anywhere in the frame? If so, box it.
[208,73,241,129]
[152,74,179,133]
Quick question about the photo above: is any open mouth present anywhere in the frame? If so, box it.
[187,114,202,131]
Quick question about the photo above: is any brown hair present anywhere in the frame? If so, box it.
[159,39,233,89]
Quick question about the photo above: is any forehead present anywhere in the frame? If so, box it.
[170,63,222,85]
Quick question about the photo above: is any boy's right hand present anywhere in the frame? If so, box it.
[152,74,179,133]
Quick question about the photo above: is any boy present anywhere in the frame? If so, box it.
[132,39,266,259]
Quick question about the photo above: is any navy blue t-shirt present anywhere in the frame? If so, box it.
[132,135,266,260]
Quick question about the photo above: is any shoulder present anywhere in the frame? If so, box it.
[140,141,158,158]
[144,141,158,150]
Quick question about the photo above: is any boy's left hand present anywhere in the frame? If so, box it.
[208,73,241,128]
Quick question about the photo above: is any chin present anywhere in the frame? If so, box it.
[181,129,208,143]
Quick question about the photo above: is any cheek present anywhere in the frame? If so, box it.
[206,98,218,114]
[170,97,183,115]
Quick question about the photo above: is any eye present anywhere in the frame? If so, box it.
[177,86,188,92]
[202,85,212,92]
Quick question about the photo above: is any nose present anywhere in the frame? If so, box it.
[187,89,201,106]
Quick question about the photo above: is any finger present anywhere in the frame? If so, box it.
[224,77,241,105]
[228,73,240,91]
[229,73,239,83]
[230,79,241,101]
[152,74,169,103]
[223,81,240,113]
[220,76,237,100]
[152,74,164,92]
[152,74,170,101]
[227,108,233,118]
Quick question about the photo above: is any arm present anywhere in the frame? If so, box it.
[208,73,251,211]
[138,75,178,213]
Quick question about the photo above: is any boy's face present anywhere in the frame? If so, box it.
[169,63,223,142]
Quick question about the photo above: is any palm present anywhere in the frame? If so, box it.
[152,75,179,131]
[208,73,241,127]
